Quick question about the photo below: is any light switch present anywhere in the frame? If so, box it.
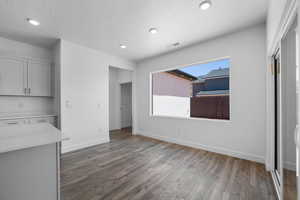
[65,100,72,108]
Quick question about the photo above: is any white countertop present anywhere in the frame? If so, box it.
[0,123,68,154]
[0,113,57,120]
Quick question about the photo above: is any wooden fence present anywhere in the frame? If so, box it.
[190,95,229,120]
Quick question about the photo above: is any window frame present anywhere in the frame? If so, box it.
[149,56,231,122]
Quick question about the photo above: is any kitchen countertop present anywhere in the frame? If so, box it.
[0,123,68,154]
[0,113,57,120]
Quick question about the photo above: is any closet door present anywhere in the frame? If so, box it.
[270,49,284,199]
[0,56,26,95]
[27,60,52,97]
[274,50,283,194]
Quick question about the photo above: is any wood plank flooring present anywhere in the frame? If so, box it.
[284,169,297,200]
[61,129,277,200]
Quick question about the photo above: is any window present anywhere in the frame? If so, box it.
[151,58,230,120]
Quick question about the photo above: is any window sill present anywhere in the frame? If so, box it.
[150,114,231,123]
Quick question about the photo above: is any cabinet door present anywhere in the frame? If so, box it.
[0,57,26,95]
[28,60,52,97]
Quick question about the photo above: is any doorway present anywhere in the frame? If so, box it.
[120,82,132,129]
[109,66,133,138]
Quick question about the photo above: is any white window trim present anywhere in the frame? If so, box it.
[149,56,231,122]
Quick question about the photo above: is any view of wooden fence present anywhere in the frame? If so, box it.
[190,96,229,120]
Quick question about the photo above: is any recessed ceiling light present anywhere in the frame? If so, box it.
[199,0,212,10]
[120,44,127,49]
[149,28,158,34]
[172,42,180,47]
[26,18,40,26]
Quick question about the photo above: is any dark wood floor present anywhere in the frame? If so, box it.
[61,129,277,200]
[284,169,297,200]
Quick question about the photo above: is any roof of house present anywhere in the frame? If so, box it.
[166,69,197,81]
[195,68,229,82]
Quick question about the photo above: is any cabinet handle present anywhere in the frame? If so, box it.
[28,88,31,94]
[24,88,27,94]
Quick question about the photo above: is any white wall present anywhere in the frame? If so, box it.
[109,67,133,130]
[60,40,135,153]
[0,37,53,60]
[0,37,54,116]
[0,97,54,116]
[135,24,267,163]
[118,69,133,84]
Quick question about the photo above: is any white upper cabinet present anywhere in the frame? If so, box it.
[0,56,53,97]
[28,60,52,97]
[0,57,26,95]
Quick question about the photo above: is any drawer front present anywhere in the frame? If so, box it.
[29,117,56,126]
[0,119,26,127]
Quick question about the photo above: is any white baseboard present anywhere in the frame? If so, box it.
[137,131,265,164]
[284,161,296,171]
[109,128,121,131]
[62,136,110,154]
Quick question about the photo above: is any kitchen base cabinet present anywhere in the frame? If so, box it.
[0,123,65,200]
[0,143,60,200]
[0,116,56,127]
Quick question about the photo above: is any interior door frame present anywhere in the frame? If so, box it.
[297,15,300,200]
[108,66,136,133]
[271,48,283,199]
